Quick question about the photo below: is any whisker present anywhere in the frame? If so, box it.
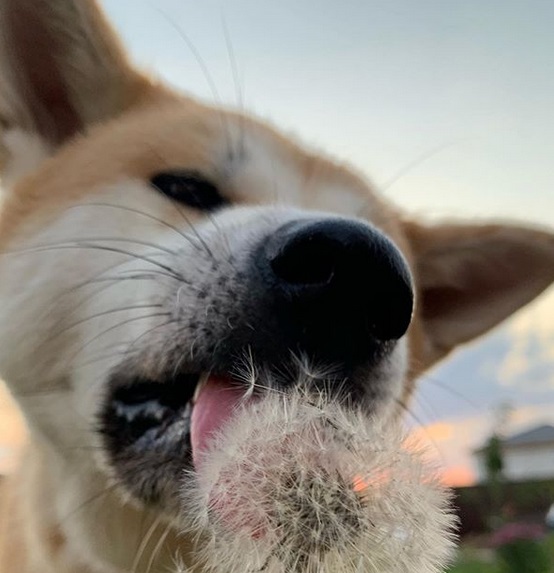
[67,202,205,255]
[381,142,459,193]
[68,312,172,363]
[221,15,246,158]
[71,345,133,372]
[86,271,169,283]
[6,235,177,257]
[421,373,481,411]
[60,482,120,523]
[71,317,180,376]
[146,521,173,573]
[165,197,216,262]
[132,514,165,573]
[13,384,70,399]
[139,142,223,264]
[37,256,180,328]
[65,236,178,257]
[204,209,233,259]
[409,390,442,427]
[156,9,234,156]
[395,398,445,464]
[118,317,180,359]
[50,269,178,327]
[356,140,465,218]
[47,303,165,342]
[1,243,183,281]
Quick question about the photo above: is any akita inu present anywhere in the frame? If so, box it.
[0,1,552,572]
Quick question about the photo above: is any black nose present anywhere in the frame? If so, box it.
[260,218,413,361]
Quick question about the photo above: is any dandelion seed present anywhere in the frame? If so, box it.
[182,386,457,573]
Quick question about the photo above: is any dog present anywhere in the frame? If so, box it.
[0,1,552,571]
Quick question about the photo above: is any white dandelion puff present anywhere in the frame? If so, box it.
[181,386,458,573]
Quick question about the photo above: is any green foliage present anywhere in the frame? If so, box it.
[543,533,554,563]
[455,479,554,535]
[484,434,504,480]
[496,539,550,573]
[450,535,554,573]
[449,560,500,573]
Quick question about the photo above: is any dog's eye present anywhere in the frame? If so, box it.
[150,171,228,211]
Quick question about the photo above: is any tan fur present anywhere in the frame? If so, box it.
[0,1,552,572]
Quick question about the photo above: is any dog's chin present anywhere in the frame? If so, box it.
[98,358,392,516]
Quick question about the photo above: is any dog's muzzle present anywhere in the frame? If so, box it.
[99,215,414,507]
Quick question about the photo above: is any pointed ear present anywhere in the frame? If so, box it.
[405,220,554,366]
[0,0,150,163]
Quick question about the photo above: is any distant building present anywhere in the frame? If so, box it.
[474,424,554,483]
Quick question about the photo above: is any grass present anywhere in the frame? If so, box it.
[449,534,554,573]
[448,548,500,573]
[449,563,500,573]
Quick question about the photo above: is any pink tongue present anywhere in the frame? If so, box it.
[191,375,250,469]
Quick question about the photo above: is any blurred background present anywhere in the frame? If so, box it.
[1,1,553,568]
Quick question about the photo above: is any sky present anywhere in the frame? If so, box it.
[1,0,554,484]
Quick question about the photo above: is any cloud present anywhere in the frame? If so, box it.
[497,289,554,390]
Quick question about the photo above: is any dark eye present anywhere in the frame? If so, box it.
[150,170,228,211]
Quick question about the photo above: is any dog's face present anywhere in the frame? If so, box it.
[0,1,553,570]
[0,74,415,514]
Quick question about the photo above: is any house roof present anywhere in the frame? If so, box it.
[502,425,554,447]
[475,424,554,454]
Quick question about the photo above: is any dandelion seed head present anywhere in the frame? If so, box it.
[181,387,457,573]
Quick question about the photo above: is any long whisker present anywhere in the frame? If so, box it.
[395,398,445,463]
[165,198,216,261]
[356,140,464,218]
[74,319,178,370]
[203,209,232,258]
[71,345,133,372]
[409,391,442,427]
[421,374,481,411]
[156,8,233,153]
[140,142,220,263]
[110,317,180,362]
[68,312,172,363]
[6,236,177,257]
[37,263,181,338]
[408,354,479,412]
[67,203,205,255]
[72,317,180,375]
[12,383,70,399]
[381,142,459,193]
[48,303,165,342]
[146,521,173,573]
[60,483,120,523]
[46,271,183,335]
[1,243,183,281]
[132,514,165,573]
[222,15,246,159]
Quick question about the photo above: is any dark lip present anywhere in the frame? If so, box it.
[111,373,200,409]
[98,371,204,506]
[104,372,201,447]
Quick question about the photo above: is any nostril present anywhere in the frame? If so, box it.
[262,218,414,347]
[270,233,338,287]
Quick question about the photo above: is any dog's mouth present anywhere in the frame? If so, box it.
[100,370,260,507]
[106,373,198,451]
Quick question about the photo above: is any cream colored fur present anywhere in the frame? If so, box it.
[0,1,552,572]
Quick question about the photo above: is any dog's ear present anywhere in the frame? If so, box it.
[0,0,150,175]
[405,221,554,368]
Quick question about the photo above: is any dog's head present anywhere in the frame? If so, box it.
[0,0,553,569]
